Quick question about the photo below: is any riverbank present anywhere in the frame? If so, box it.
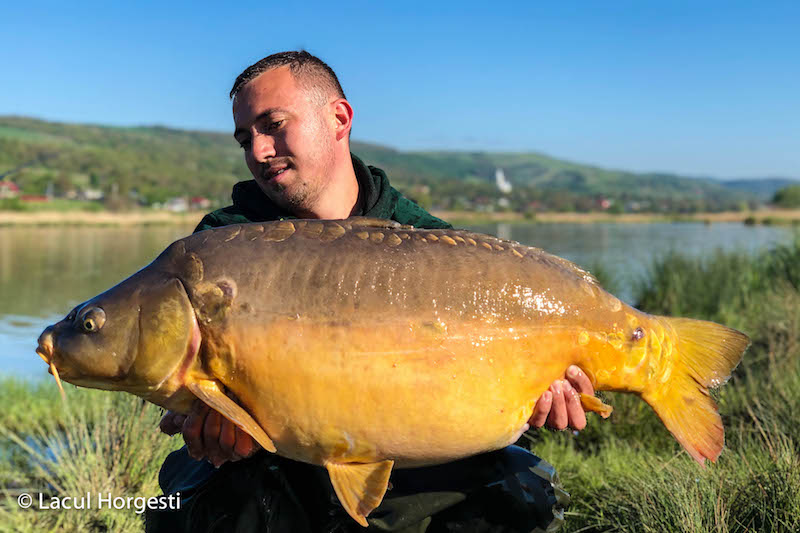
[3,208,800,227]
[434,208,800,226]
[0,210,203,227]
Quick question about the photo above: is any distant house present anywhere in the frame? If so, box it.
[20,194,49,203]
[165,197,189,212]
[80,188,104,201]
[190,196,211,210]
[0,181,20,199]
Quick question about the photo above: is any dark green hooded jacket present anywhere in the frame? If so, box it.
[146,155,567,533]
[194,154,451,232]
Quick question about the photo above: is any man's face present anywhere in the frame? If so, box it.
[233,66,336,214]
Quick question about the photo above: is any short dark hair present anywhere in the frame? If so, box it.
[229,51,346,105]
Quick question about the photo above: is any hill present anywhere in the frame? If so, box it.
[0,116,766,213]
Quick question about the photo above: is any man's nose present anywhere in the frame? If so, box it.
[251,134,276,162]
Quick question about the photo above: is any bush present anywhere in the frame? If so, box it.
[772,185,800,208]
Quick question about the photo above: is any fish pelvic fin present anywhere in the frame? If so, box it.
[643,317,749,465]
[579,393,613,418]
[187,380,276,453]
[325,459,394,527]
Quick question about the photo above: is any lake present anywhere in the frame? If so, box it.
[1,222,793,379]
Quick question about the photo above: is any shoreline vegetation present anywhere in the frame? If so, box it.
[2,239,800,531]
[0,210,203,227]
[3,208,800,227]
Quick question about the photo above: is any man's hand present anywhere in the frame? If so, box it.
[159,400,261,467]
[528,365,594,431]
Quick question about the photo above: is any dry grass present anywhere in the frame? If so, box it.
[434,208,800,225]
[0,211,203,227]
[4,207,800,227]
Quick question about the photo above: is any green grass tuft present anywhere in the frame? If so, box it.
[0,386,182,532]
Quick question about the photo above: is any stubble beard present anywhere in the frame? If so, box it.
[280,138,336,215]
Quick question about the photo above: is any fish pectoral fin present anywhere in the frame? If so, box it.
[187,380,277,453]
[325,459,394,527]
[580,393,613,419]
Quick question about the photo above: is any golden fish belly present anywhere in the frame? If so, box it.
[209,317,597,468]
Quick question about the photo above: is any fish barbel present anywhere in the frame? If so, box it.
[36,217,749,526]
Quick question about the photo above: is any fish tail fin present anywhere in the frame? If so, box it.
[642,317,749,465]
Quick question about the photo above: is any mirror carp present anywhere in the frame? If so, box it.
[36,217,749,526]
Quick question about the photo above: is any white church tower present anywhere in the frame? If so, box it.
[495,168,512,194]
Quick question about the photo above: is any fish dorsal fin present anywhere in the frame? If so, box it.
[187,380,277,453]
[325,459,394,527]
[344,217,410,230]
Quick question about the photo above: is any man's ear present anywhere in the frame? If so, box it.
[331,98,354,141]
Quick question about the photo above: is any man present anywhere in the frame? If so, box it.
[148,51,595,533]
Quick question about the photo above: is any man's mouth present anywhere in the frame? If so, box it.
[263,166,289,181]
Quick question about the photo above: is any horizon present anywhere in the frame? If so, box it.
[2,1,798,179]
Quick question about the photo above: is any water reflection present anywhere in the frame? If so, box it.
[0,226,195,318]
[1,225,195,378]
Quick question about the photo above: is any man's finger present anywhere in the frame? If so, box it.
[233,429,259,459]
[203,410,224,466]
[218,417,237,459]
[563,380,587,431]
[183,401,209,460]
[529,391,552,429]
[546,381,568,430]
[159,411,186,436]
[566,365,594,395]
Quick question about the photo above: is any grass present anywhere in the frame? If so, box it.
[1,238,799,531]
[0,385,182,532]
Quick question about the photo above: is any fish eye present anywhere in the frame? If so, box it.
[79,308,106,333]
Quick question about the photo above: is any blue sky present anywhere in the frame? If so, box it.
[1,1,798,178]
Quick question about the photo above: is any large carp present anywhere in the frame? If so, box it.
[37,218,748,526]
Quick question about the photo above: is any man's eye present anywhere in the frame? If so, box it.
[268,120,284,131]
[238,140,251,150]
